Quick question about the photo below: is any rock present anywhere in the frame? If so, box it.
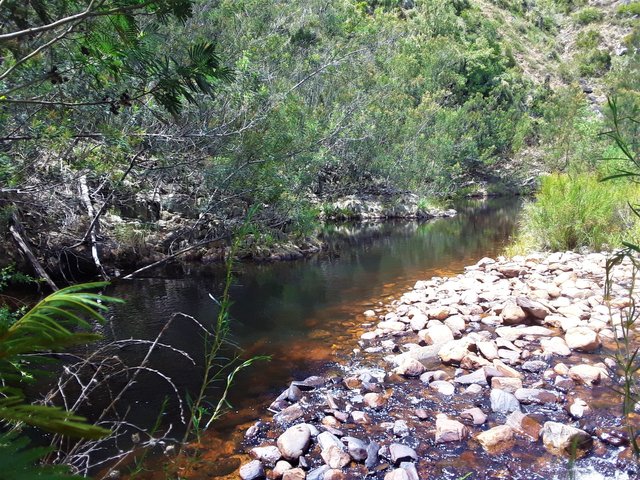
[476,425,514,451]
[521,360,547,373]
[421,323,454,344]
[343,437,368,462]
[394,357,427,377]
[454,368,487,385]
[399,462,419,480]
[506,411,541,441]
[514,388,561,405]
[429,380,455,395]
[501,300,528,325]
[351,411,371,424]
[389,443,418,464]
[273,460,293,478]
[378,320,406,332]
[495,326,526,341]
[393,419,410,437]
[565,327,601,352]
[320,445,350,469]
[365,441,380,468]
[569,398,590,419]
[250,446,281,465]
[306,466,329,480]
[283,469,306,480]
[364,310,376,317]
[292,376,326,390]
[438,338,474,364]
[541,422,593,456]
[435,414,469,443]
[384,470,410,480]
[239,460,265,480]
[492,359,522,378]
[323,470,346,480]
[516,297,549,319]
[490,377,522,394]
[460,407,487,425]
[498,264,523,278]
[568,364,605,385]
[427,306,451,320]
[465,384,483,395]
[445,315,466,335]
[540,337,572,357]
[277,424,311,461]
[274,403,305,424]
[364,392,387,408]
[409,313,428,331]
[317,432,343,451]
[490,389,521,414]
[477,341,499,360]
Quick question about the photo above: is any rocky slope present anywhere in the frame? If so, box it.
[237,250,639,480]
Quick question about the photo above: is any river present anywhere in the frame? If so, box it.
[84,198,523,477]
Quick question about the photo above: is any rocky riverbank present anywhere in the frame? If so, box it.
[237,250,639,480]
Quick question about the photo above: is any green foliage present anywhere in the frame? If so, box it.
[0,284,122,477]
[0,283,121,436]
[572,7,604,24]
[618,2,640,17]
[575,29,601,50]
[0,432,80,479]
[510,173,640,252]
[577,49,611,77]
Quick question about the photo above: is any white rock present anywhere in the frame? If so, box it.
[565,327,601,352]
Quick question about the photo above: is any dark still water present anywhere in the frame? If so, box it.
[98,197,521,474]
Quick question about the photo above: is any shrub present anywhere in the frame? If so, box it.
[577,49,611,77]
[573,7,604,24]
[575,29,601,50]
[618,2,640,17]
[509,172,640,252]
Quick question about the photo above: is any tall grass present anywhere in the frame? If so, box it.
[509,172,640,253]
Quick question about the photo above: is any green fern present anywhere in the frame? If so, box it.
[0,283,121,437]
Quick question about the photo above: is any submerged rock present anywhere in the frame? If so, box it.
[476,425,514,451]
[435,414,469,443]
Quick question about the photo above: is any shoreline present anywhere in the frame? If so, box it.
[235,250,639,480]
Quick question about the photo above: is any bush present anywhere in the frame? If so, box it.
[618,2,640,17]
[573,7,603,24]
[575,29,601,50]
[577,49,611,77]
[509,173,640,252]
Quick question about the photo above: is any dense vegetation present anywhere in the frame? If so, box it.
[1,0,637,278]
[1,0,640,476]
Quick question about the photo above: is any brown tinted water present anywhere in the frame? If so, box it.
[99,198,527,476]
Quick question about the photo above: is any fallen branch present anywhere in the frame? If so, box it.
[9,213,58,290]
[121,233,230,280]
[79,175,108,280]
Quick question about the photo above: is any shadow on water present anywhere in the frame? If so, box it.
[94,197,523,474]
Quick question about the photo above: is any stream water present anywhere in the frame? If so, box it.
[93,198,523,477]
